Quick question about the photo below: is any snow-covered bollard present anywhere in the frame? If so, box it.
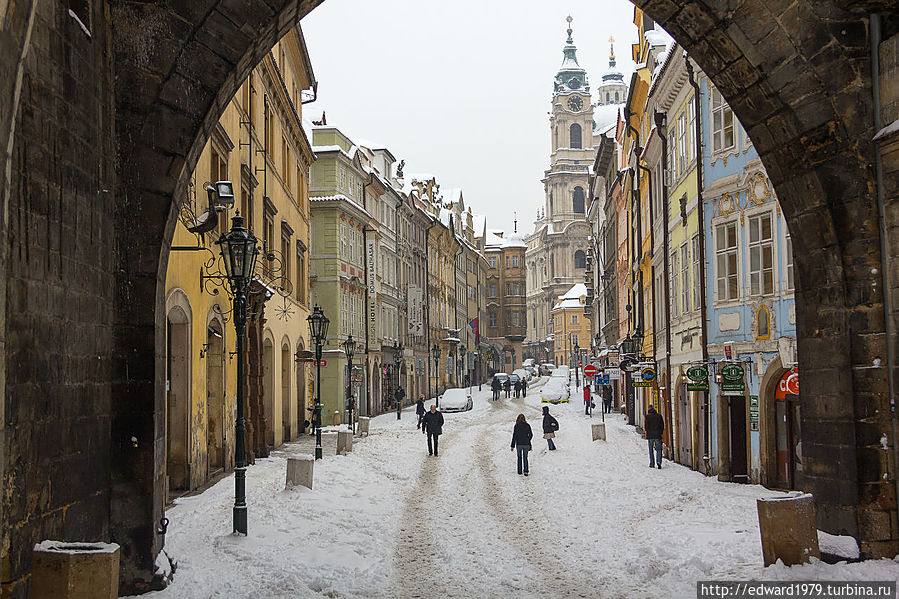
[358,417,370,436]
[757,492,820,566]
[286,456,314,489]
[337,429,353,454]
[592,422,606,441]
[31,541,120,599]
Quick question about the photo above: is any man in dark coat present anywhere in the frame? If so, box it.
[514,379,522,398]
[422,404,445,456]
[521,379,528,397]
[541,406,558,450]
[491,377,501,400]
[603,385,613,414]
[510,414,534,475]
[645,405,665,469]
[416,396,426,429]
[503,378,511,398]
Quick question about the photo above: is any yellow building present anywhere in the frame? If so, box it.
[552,284,592,367]
[163,26,315,498]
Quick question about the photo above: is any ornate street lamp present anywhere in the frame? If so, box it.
[621,333,634,356]
[216,212,259,536]
[393,341,403,419]
[342,335,356,434]
[573,341,581,388]
[476,343,482,391]
[431,344,441,407]
[632,329,644,359]
[307,305,329,460]
[459,343,467,390]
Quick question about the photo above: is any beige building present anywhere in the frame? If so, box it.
[552,283,592,367]
[163,26,315,498]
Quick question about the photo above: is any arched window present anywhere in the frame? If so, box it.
[549,193,553,214]
[606,92,610,103]
[757,306,770,339]
[550,254,555,278]
[615,91,620,102]
[574,250,586,268]
[573,186,585,214]
[569,123,582,149]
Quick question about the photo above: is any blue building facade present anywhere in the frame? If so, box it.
[698,73,799,489]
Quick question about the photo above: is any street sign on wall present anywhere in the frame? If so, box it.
[749,395,760,431]
[686,365,709,392]
[720,363,745,393]
[583,364,598,377]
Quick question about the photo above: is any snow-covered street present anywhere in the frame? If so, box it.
[134,381,899,598]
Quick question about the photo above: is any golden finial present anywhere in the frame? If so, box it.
[609,36,616,61]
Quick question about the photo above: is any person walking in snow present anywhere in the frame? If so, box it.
[521,379,528,397]
[491,376,501,401]
[422,404,444,456]
[510,413,533,476]
[645,405,665,469]
[514,379,522,398]
[541,406,558,451]
[583,383,592,416]
[416,395,426,429]
[603,385,613,414]
[503,378,512,398]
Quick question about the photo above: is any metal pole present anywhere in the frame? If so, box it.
[315,343,323,460]
[396,362,401,420]
[347,355,354,435]
[233,292,248,535]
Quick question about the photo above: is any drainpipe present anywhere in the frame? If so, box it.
[624,107,643,338]
[362,174,376,411]
[686,56,711,468]
[869,12,899,520]
[425,220,437,398]
[656,110,674,461]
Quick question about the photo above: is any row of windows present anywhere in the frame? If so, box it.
[488,311,523,328]
[715,212,793,302]
[547,187,586,216]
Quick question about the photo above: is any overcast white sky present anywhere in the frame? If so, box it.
[301,0,638,235]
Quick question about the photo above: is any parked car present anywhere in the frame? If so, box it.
[439,388,473,412]
[524,366,538,379]
[539,363,556,376]
[551,365,570,380]
[508,373,521,386]
[512,368,530,382]
[492,373,509,387]
[523,358,537,368]
[541,378,570,404]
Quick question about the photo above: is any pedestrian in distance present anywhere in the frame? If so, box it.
[491,376,501,401]
[422,404,444,456]
[503,378,512,398]
[510,413,533,475]
[645,405,665,469]
[542,406,559,451]
[521,379,528,397]
[416,395,426,429]
[583,383,592,416]
[603,385,613,414]
[514,379,522,398]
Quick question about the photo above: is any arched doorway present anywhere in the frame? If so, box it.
[206,318,226,475]
[372,362,381,414]
[281,341,292,442]
[263,336,275,447]
[165,298,191,499]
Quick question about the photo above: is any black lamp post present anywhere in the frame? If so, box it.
[632,329,644,359]
[477,343,482,391]
[393,341,403,419]
[216,212,259,536]
[342,335,356,434]
[432,344,440,407]
[307,305,329,460]
[459,343,466,391]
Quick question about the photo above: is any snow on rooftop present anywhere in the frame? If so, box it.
[645,27,673,50]
[594,103,621,134]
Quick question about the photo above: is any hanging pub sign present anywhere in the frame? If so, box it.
[720,363,745,393]
[686,365,709,392]
[640,366,657,382]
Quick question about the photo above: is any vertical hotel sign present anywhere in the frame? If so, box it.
[367,236,378,349]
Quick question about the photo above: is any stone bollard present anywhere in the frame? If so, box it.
[31,541,120,599]
[757,492,820,566]
[592,422,606,441]
[333,411,340,426]
[337,429,353,454]
[358,417,370,436]
[286,456,314,489]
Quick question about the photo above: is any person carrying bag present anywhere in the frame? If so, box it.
[542,406,559,451]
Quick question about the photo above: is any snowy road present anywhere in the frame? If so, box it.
[133,381,899,599]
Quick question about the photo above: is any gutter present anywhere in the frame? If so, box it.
[656,109,674,462]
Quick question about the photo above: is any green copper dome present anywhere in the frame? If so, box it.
[554,17,589,94]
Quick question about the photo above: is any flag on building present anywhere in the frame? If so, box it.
[469,317,480,345]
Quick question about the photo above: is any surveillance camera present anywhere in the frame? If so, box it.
[206,180,234,209]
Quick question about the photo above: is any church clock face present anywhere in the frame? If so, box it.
[566,96,584,112]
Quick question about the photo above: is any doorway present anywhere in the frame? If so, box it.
[296,340,307,432]
[281,342,291,442]
[263,338,274,447]
[676,382,692,468]
[206,322,225,475]
[166,306,190,497]
[775,368,802,489]
[729,394,749,483]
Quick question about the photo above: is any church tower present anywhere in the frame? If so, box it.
[596,39,628,106]
[525,16,594,363]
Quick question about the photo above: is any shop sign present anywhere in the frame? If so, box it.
[775,368,799,400]
[595,374,610,385]
[686,381,709,392]
[721,363,744,380]
[366,237,378,344]
[721,381,744,392]
[633,381,652,387]
[686,366,708,382]
[652,389,660,411]
[749,395,759,431]
[640,366,657,382]
[606,367,621,380]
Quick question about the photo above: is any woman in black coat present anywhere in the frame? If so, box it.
[541,406,559,451]
[510,413,534,476]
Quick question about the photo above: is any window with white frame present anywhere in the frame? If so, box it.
[749,213,774,296]
[785,233,794,291]
[716,221,739,300]
[692,235,701,311]
[512,311,520,327]
[512,255,519,268]
[667,129,676,181]
[688,99,696,162]
[677,112,687,175]
[488,256,497,268]
[670,249,680,318]
[711,87,735,153]
[655,271,665,330]
[681,243,690,314]
[572,314,578,324]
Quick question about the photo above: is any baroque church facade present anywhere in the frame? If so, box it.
[524,19,627,362]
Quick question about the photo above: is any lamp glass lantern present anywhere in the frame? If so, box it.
[307,305,330,346]
[342,335,356,360]
[432,344,440,362]
[217,213,259,290]
[393,341,403,365]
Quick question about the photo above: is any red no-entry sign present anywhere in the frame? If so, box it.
[583,365,597,377]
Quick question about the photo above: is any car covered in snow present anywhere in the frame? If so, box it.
[439,388,473,412]
[508,373,521,387]
[541,378,570,404]
[512,368,530,382]
[551,365,570,381]
[492,373,509,388]
[524,366,538,379]
[539,363,556,376]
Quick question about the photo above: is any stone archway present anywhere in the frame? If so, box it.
[1,0,899,593]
